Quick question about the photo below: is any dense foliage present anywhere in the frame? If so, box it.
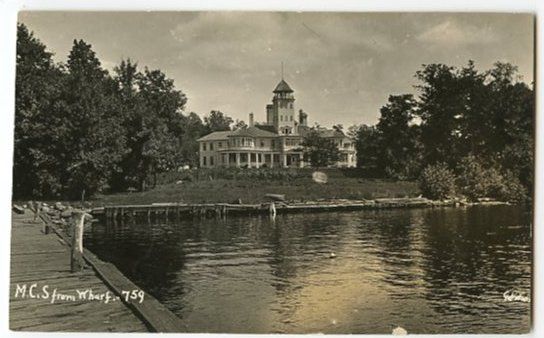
[301,130,341,168]
[13,24,234,199]
[352,61,534,202]
[418,163,457,200]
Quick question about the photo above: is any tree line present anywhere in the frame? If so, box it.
[14,24,236,199]
[350,60,534,202]
[14,24,534,203]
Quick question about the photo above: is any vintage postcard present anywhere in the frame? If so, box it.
[10,11,533,334]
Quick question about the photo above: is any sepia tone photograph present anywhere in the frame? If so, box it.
[9,11,534,334]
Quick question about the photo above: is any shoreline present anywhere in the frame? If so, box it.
[88,197,510,221]
[14,196,514,228]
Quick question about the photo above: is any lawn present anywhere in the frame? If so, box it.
[91,169,420,206]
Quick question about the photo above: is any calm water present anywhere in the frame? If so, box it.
[85,205,531,334]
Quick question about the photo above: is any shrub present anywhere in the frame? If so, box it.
[493,171,528,203]
[418,163,456,200]
[456,156,503,201]
[455,155,529,203]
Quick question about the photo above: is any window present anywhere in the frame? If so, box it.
[203,143,207,151]
[286,138,299,146]
[210,143,214,151]
[218,142,222,148]
[210,157,214,166]
[289,103,293,109]
[203,157,207,166]
[260,140,265,147]
[290,115,293,121]
[280,115,283,122]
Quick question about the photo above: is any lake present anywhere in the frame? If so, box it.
[84,205,531,334]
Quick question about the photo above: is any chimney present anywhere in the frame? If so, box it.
[299,109,308,127]
[249,113,254,127]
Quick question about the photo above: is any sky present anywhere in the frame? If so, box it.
[18,11,534,127]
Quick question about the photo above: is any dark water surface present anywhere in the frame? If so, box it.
[85,205,531,334]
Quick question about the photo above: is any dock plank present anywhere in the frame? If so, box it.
[10,212,149,332]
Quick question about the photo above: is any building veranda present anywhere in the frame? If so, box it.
[198,78,357,168]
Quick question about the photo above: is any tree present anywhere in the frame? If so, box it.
[13,26,207,198]
[178,112,208,167]
[301,130,341,168]
[112,63,188,191]
[350,124,380,172]
[487,62,534,196]
[415,63,467,166]
[351,60,533,201]
[204,110,233,132]
[61,39,127,198]
[136,67,187,189]
[13,23,66,198]
[232,119,247,130]
[375,94,421,179]
[332,124,343,132]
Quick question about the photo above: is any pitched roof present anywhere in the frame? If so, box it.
[230,126,278,138]
[255,124,277,133]
[273,79,294,93]
[197,131,232,141]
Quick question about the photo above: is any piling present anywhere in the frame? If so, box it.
[33,201,42,222]
[70,211,86,272]
[269,202,276,218]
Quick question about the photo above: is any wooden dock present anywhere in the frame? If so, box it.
[10,210,185,332]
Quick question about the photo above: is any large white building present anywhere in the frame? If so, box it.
[197,78,357,168]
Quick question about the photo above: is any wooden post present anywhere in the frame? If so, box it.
[33,201,42,222]
[43,220,50,235]
[81,189,86,206]
[269,202,276,219]
[71,211,86,272]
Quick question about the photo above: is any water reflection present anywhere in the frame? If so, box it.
[85,205,531,334]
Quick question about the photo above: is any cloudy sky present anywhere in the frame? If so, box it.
[18,12,534,127]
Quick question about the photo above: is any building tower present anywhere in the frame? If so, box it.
[266,64,296,134]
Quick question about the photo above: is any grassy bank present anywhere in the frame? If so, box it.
[92,169,420,206]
